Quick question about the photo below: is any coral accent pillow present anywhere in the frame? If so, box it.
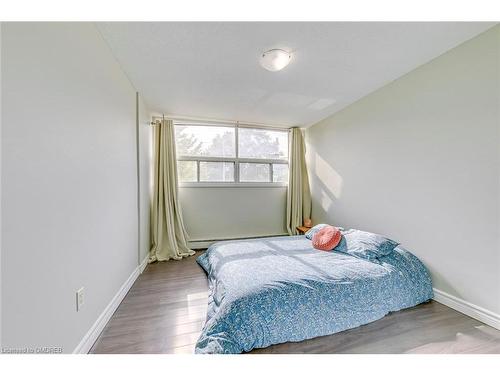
[312,225,342,251]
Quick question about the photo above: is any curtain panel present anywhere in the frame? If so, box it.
[286,127,312,235]
[149,119,195,262]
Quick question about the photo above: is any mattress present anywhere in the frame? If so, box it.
[195,235,433,354]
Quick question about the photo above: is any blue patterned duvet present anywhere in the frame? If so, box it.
[195,235,433,354]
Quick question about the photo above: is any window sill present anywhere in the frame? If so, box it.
[179,182,288,188]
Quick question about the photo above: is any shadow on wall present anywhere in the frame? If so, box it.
[308,151,344,219]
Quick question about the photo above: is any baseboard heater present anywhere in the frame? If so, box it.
[189,233,289,249]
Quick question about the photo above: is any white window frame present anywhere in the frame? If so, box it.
[175,121,290,188]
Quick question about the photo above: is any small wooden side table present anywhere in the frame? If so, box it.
[296,226,311,235]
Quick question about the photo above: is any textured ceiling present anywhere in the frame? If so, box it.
[97,22,496,127]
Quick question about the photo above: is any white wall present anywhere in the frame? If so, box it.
[137,94,151,262]
[1,23,141,352]
[180,187,287,245]
[306,26,500,316]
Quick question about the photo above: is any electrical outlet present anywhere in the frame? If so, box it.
[76,287,85,311]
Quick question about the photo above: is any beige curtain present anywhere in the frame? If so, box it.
[149,118,195,262]
[286,128,312,235]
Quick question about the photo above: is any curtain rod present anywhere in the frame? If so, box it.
[149,114,293,131]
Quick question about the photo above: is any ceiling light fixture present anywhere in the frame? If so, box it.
[260,49,292,72]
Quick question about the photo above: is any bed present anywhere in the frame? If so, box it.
[195,234,433,354]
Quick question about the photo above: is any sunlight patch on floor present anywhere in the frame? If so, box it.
[405,325,500,354]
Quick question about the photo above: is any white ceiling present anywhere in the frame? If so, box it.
[97,22,496,127]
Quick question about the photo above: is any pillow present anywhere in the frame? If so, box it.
[304,224,328,239]
[305,224,345,239]
[312,226,342,251]
[335,229,399,260]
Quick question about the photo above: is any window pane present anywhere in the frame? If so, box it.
[240,163,270,182]
[175,125,235,157]
[177,161,197,182]
[273,164,289,183]
[238,128,288,160]
[199,162,234,182]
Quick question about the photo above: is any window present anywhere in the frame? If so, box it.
[177,160,197,182]
[175,125,235,158]
[239,163,270,182]
[238,128,288,160]
[175,123,289,186]
[199,161,234,182]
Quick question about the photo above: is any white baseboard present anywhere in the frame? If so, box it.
[433,288,500,330]
[139,255,149,273]
[190,240,216,250]
[73,256,149,354]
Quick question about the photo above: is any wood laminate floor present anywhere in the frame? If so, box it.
[90,251,500,354]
